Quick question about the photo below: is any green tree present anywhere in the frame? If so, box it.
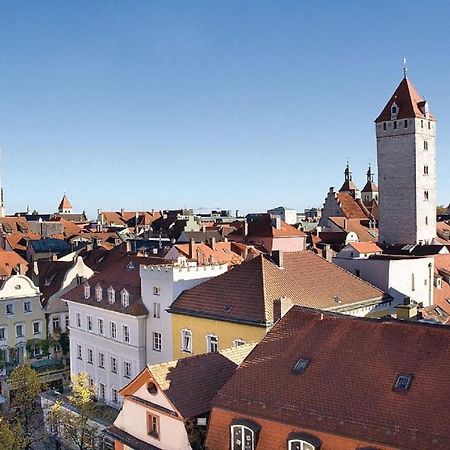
[0,417,26,450]
[50,372,100,450]
[9,363,43,449]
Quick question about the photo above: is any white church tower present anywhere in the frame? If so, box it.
[375,74,436,245]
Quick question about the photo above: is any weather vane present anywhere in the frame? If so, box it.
[403,57,408,78]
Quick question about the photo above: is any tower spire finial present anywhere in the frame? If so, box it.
[403,57,408,79]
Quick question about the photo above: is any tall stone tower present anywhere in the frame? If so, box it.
[375,75,436,245]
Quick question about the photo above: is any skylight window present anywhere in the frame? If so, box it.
[393,373,413,392]
[292,357,310,374]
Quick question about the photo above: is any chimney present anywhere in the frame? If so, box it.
[235,209,240,218]
[125,240,132,253]
[189,238,195,259]
[272,250,284,268]
[210,237,216,251]
[271,216,281,230]
[273,299,282,322]
[322,244,332,262]
[242,222,248,238]
[395,301,418,320]
[120,208,125,217]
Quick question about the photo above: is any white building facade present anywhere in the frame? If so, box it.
[140,258,228,365]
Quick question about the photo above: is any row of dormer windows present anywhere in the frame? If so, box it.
[84,283,129,307]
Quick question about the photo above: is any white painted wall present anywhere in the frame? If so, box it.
[140,260,228,365]
[114,381,191,450]
[66,300,147,409]
[333,255,434,307]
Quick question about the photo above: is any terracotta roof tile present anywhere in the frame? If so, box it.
[170,252,389,325]
[209,307,450,449]
[376,77,434,123]
[58,194,72,210]
[63,254,166,316]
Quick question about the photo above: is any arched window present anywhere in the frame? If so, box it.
[230,419,260,450]
[107,286,115,304]
[95,285,102,301]
[84,283,90,299]
[121,289,129,307]
[287,433,321,450]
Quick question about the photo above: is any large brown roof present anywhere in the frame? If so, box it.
[63,254,166,316]
[209,307,450,449]
[172,241,243,265]
[336,192,371,220]
[0,249,28,277]
[37,260,74,307]
[375,77,434,123]
[170,251,389,325]
[58,194,73,210]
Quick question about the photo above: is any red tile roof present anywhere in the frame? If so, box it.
[170,252,389,325]
[171,241,243,265]
[376,77,434,123]
[0,249,28,277]
[348,242,382,254]
[63,254,166,316]
[336,193,371,220]
[120,344,255,419]
[58,194,72,210]
[209,307,450,449]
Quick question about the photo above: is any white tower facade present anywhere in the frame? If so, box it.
[375,76,436,245]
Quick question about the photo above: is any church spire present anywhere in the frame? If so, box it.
[366,164,374,183]
[344,161,352,182]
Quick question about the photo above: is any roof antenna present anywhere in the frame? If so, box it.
[403,57,408,79]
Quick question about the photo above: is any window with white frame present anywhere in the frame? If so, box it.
[123,325,130,343]
[33,321,40,335]
[110,356,117,373]
[16,324,24,338]
[52,316,60,331]
[87,348,93,364]
[107,287,115,304]
[6,304,14,315]
[110,321,117,339]
[181,329,192,353]
[99,383,105,401]
[231,420,260,450]
[98,352,105,368]
[207,334,218,353]
[96,285,102,301]
[233,338,246,347]
[77,344,82,360]
[153,286,160,296]
[98,318,104,335]
[287,432,321,450]
[153,303,160,318]
[0,327,6,340]
[24,301,32,313]
[153,332,162,352]
[84,283,90,299]
[76,313,81,328]
[124,361,131,378]
[87,315,93,332]
[121,289,129,307]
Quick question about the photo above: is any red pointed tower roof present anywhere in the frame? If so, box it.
[58,194,72,211]
[375,77,434,123]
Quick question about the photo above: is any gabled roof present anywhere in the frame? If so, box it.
[329,217,379,242]
[336,193,371,220]
[170,252,389,325]
[120,344,255,419]
[209,307,450,449]
[37,260,74,307]
[58,194,72,210]
[171,241,243,265]
[63,254,166,316]
[361,180,378,193]
[375,77,434,123]
[348,242,382,254]
[0,249,28,277]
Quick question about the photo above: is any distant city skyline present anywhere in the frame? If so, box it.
[1,1,449,218]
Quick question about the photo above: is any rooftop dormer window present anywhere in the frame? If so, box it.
[107,287,115,304]
[231,419,260,450]
[121,289,129,307]
[84,283,90,299]
[287,432,322,450]
[393,373,413,392]
[390,102,398,120]
[96,285,102,302]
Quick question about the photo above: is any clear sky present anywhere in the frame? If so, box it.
[1,0,449,218]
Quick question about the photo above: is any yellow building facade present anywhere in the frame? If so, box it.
[171,313,268,360]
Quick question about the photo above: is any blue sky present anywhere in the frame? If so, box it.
[1,1,449,218]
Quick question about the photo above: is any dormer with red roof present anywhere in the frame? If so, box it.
[375,74,436,245]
